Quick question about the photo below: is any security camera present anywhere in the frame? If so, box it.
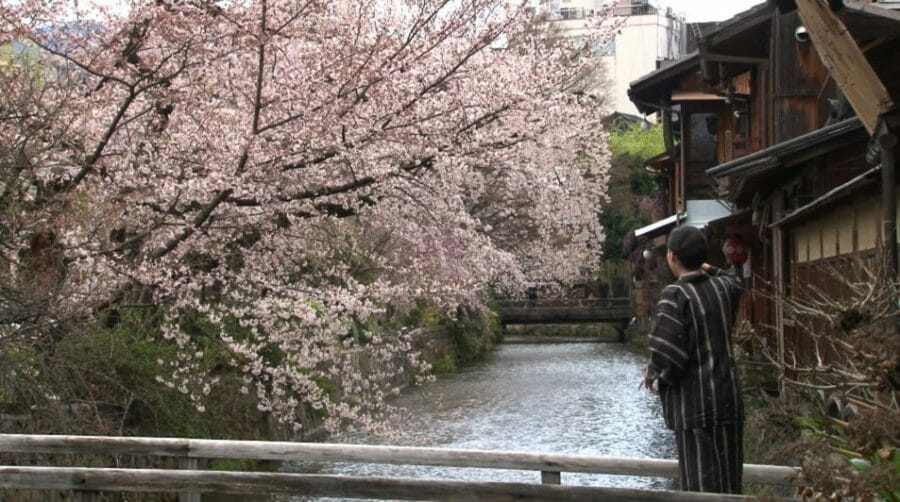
[795,25,810,43]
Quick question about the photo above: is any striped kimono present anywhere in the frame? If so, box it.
[648,266,744,494]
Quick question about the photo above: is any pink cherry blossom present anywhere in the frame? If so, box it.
[0,0,612,431]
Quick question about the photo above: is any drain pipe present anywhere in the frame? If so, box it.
[881,132,898,282]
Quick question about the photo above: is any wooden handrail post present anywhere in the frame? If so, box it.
[540,470,561,485]
[179,458,201,502]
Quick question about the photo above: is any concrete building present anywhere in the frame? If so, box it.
[541,0,685,116]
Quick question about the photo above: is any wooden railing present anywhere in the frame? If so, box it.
[497,298,632,309]
[0,434,799,501]
[496,298,634,327]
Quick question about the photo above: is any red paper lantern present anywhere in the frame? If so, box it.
[722,237,749,265]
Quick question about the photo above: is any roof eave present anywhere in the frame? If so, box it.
[706,117,865,178]
[634,213,681,239]
[769,167,881,227]
[628,2,774,114]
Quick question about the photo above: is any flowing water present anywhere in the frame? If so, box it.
[289,342,678,498]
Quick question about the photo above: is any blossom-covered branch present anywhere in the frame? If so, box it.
[0,0,612,430]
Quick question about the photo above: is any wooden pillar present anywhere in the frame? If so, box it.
[698,40,711,89]
[541,470,562,485]
[180,458,201,502]
[678,110,686,213]
[881,133,898,282]
[771,194,786,396]
[663,110,674,154]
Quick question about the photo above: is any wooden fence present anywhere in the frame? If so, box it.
[0,434,800,501]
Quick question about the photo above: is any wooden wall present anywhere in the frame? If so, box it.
[866,37,900,106]
[772,11,831,143]
[784,185,898,367]
[822,149,869,191]
[789,251,882,368]
[789,186,900,265]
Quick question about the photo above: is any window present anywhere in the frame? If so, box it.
[689,112,718,163]
[558,7,581,19]
[591,39,616,56]
[683,110,719,200]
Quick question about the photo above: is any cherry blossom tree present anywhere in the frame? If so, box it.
[1,0,611,431]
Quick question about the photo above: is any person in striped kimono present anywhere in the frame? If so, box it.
[642,225,744,494]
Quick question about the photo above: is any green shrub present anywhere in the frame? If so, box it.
[608,123,665,161]
[428,353,457,374]
[600,207,648,260]
[393,299,444,329]
[629,168,657,196]
[0,309,262,439]
[448,306,501,365]
[601,123,664,259]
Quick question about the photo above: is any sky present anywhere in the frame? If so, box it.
[655,0,764,22]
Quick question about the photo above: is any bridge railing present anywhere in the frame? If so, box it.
[496,297,634,328]
[496,297,632,309]
[0,434,799,501]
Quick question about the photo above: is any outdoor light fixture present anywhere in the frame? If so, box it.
[722,237,749,266]
[795,26,810,43]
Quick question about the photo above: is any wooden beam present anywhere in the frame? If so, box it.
[0,466,762,502]
[502,336,621,344]
[497,305,634,324]
[702,54,769,66]
[795,0,894,134]
[0,434,802,486]
[842,1,900,24]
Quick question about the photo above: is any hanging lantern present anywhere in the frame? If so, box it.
[722,237,749,265]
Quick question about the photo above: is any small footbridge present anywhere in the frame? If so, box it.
[497,298,633,325]
[497,298,634,342]
[0,434,799,501]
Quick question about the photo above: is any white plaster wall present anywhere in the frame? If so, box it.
[612,13,682,116]
[548,10,684,117]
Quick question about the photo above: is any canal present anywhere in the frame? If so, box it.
[290,342,677,497]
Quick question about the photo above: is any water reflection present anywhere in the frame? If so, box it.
[289,343,677,499]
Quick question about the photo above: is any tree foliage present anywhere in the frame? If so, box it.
[608,122,665,162]
[0,0,611,431]
[600,122,663,259]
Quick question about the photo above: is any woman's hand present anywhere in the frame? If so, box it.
[640,364,656,391]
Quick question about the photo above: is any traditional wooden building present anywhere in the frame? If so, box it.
[626,0,900,385]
